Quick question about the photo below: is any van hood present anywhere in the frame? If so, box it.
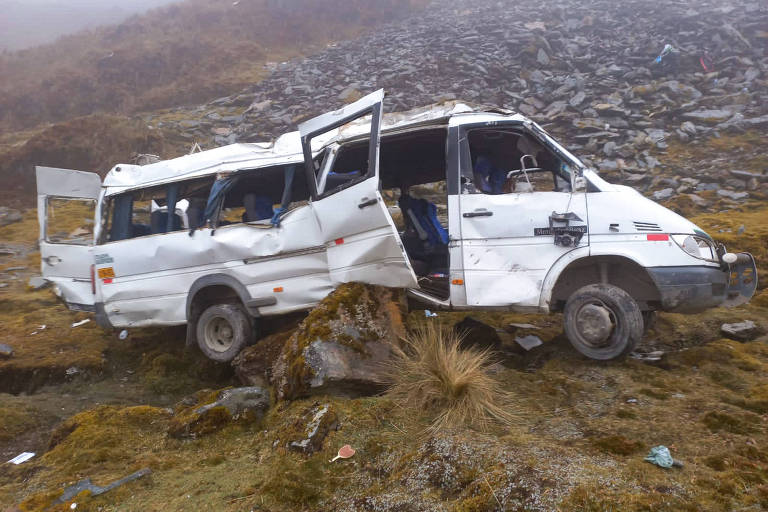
[598,185,708,237]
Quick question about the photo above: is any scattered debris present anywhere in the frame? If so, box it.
[118,329,129,340]
[644,445,683,469]
[0,343,13,359]
[508,323,539,330]
[514,335,543,351]
[30,324,46,335]
[329,444,356,463]
[71,319,90,328]
[629,350,665,362]
[7,452,35,465]
[424,310,438,318]
[65,367,80,376]
[27,276,49,290]
[53,468,152,504]
[721,320,764,342]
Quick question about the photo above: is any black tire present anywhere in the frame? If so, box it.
[563,284,643,360]
[196,303,253,362]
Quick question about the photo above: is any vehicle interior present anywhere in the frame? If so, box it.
[465,128,571,194]
[102,177,214,242]
[218,163,311,226]
[326,127,450,299]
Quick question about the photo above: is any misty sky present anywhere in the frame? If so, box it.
[0,0,180,51]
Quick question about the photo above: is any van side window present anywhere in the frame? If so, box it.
[102,177,213,242]
[214,164,311,227]
[463,129,571,194]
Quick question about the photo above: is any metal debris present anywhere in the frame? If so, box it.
[54,468,152,504]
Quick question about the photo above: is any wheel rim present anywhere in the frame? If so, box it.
[203,316,235,353]
[574,301,616,348]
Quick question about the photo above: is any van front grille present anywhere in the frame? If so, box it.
[633,221,662,232]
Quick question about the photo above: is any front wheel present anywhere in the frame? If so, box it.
[563,284,643,360]
[196,303,253,362]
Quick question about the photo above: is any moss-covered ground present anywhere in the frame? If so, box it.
[1,143,767,510]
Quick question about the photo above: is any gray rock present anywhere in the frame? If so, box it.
[288,403,338,454]
[721,320,763,342]
[0,343,13,358]
[194,386,270,418]
[569,91,586,108]
[603,141,618,157]
[680,121,696,135]
[653,188,676,201]
[0,207,22,227]
[537,48,550,66]
[682,110,733,124]
[272,284,405,400]
[716,189,749,200]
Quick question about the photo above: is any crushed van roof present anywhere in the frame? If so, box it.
[102,101,518,192]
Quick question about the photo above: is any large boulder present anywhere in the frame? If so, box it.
[272,283,406,400]
[232,331,293,387]
[168,386,270,439]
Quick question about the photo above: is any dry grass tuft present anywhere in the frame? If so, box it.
[386,322,517,434]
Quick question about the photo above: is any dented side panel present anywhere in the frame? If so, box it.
[97,204,331,327]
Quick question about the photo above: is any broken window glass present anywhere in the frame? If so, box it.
[209,163,310,229]
[102,176,213,242]
[45,197,95,245]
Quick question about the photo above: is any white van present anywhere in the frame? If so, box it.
[36,90,757,362]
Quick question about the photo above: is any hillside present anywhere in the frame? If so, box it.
[0,0,426,133]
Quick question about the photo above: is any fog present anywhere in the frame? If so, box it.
[0,0,180,51]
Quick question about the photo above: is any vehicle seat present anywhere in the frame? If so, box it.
[399,195,448,249]
[243,193,274,222]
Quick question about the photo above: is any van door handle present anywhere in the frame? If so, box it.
[463,210,493,218]
[358,198,378,209]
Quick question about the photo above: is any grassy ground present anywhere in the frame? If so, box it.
[1,184,766,510]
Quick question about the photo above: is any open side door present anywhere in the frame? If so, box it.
[301,90,417,288]
[36,166,101,311]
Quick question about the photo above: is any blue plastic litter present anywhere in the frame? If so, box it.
[645,445,674,468]
[424,310,438,318]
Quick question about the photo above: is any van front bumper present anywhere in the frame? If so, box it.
[647,254,757,313]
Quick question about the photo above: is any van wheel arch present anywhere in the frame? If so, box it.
[185,275,257,349]
[549,256,661,313]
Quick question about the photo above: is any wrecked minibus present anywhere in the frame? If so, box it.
[37,89,758,362]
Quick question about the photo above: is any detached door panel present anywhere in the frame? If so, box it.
[302,90,417,288]
[36,166,101,310]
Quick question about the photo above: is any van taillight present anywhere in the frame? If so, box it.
[90,264,96,295]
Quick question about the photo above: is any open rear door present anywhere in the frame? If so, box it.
[301,90,417,288]
[36,166,101,311]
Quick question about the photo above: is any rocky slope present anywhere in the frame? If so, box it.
[148,0,767,209]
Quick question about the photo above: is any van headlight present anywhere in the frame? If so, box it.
[671,234,716,261]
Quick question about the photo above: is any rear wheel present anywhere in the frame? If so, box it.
[196,303,253,362]
[563,284,643,360]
